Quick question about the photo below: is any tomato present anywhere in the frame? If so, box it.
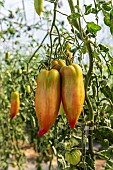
[65,149,81,165]
[60,63,85,128]
[10,91,20,119]
[34,0,44,16]
[65,42,72,50]
[35,69,61,136]
[57,59,66,67]
[5,52,11,60]
[65,42,73,60]
[66,50,73,60]
[52,59,66,71]
[25,85,31,93]
[52,64,61,71]
[18,68,22,75]
[11,162,17,168]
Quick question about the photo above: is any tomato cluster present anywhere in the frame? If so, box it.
[35,59,85,136]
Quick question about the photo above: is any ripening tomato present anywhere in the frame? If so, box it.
[60,63,85,128]
[35,69,61,136]
[10,91,20,119]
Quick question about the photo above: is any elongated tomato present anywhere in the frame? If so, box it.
[60,64,85,128]
[10,91,20,119]
[35,69,61,136]
[34,0,44,16]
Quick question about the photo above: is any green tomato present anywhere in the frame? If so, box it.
[5,52,11,60]
[65,149,81,165]
[11,161,17,168]
[66,42,72,50]
[18,68,22,75]
[25,85,31,93]
[34,0,44,16]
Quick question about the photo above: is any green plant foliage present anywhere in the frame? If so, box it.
[84,4,92,15]
[0,0,113,169]
[87,22,101,33]
[110,8,113,34]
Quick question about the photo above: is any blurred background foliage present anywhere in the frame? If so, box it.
[0,0,113,169]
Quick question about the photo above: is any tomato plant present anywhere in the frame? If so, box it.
[0,0,113,169]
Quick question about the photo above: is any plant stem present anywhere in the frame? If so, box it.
[68,0,95,167]
[22,0,27,24]
[84,39,95,168]
[49,0,59,67]
[26,32,48,92]
[49,155,53,170]
[85,40,94,121]
[68,0,80,30]
[68,0,76,13]
[27,32,49,65]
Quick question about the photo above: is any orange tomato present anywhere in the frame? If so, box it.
[60,63,85,128]
[35,69,61,136]
[10,91,20,119]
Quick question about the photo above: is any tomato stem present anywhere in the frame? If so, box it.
[49,0,59,68]
[68,0,95,168]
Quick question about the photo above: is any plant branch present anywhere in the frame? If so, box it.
[22,0,27,24]
[56,10,68,16]
[26,32,49,91]
[68,0,76,13]
[85,40,94,163]
[27,32,49,66]
[94,151,110,160]
[85,40,94,121]
[49,0,59,67]
[68,0,80,31]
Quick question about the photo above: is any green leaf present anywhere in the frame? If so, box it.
[110,8,113,34]
[102,10,111,27]
[84,4,92,15]
[110,26,113,35]
[97,0,106,4]
[105,159,113,169]
[71,12,81,20]
[99,146,113,158]
[94,126,113,144]
[91,8,98,14]
[110,8,113,20]
[99,44,109,52]
[0,1,4,7]
[87,22,101,33]
[108,53,113,62]
[104,15,111,26]
[100,85,113,101]
[102,3,111,11]
[101,139,109,149]
[93,51,101,61]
